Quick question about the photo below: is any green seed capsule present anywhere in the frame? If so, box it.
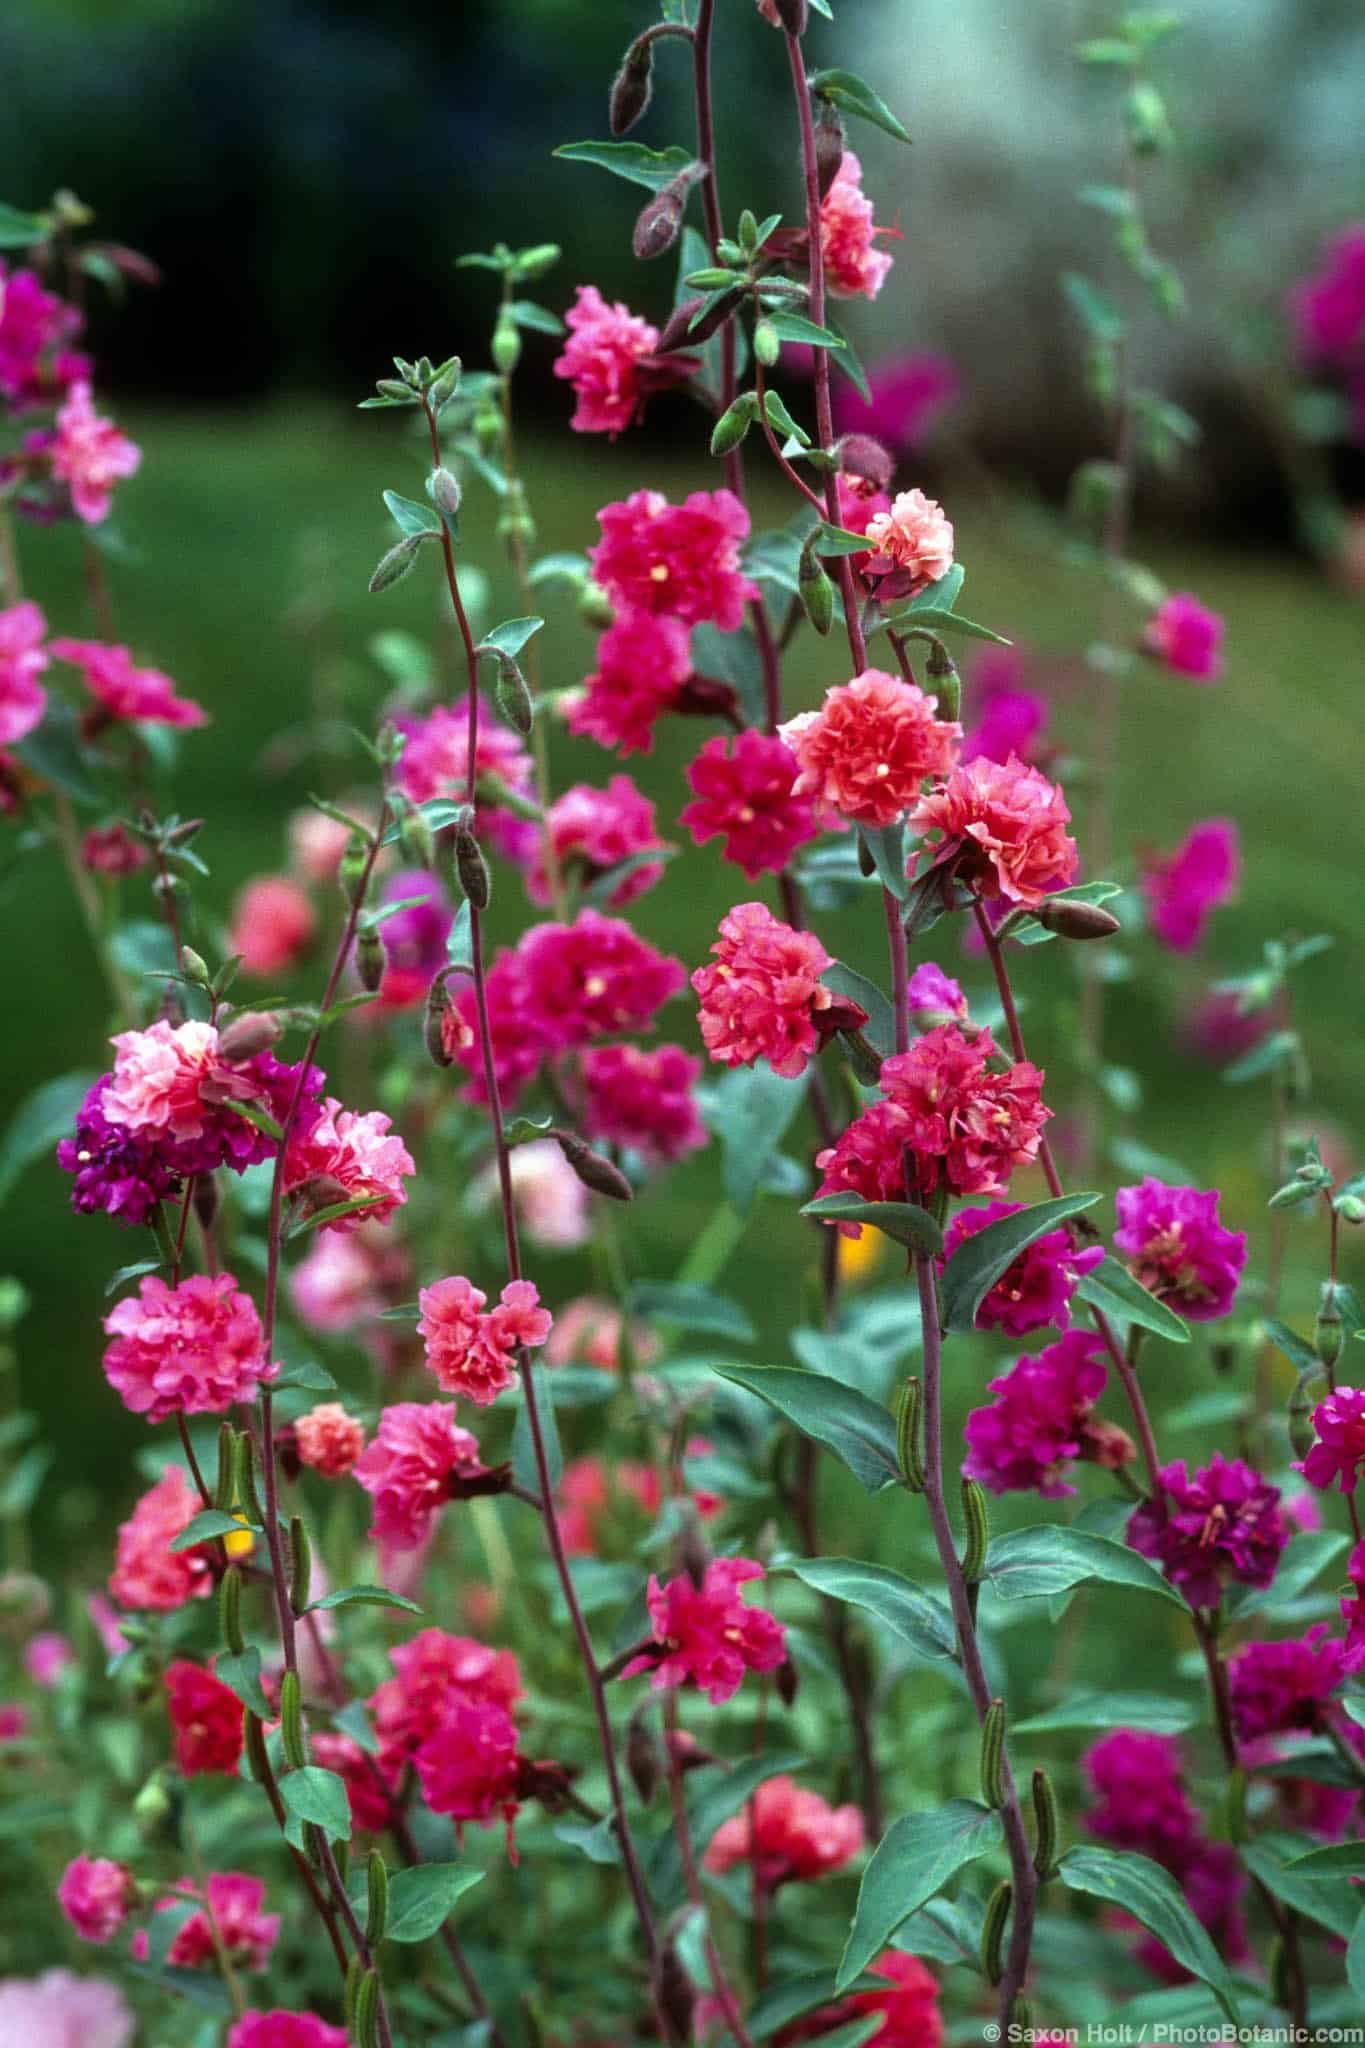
[979,1698,1006,1810]
[454,829,492,911]
[896,1376,925,1491]
[980,1878,1012,1985]
[288,1515,312,1618]
[338,836,370,908]
[798,544,835,636]
[754,318,780,367]
[353,1968,381,2048]
[245,1712,271,1785]
[492,315,522,376]
[365,1850,389,1945]
[280,1669,307,1770]
[495,656,535,737]
[233,1430,265,1527]
[1032,1767,1060,1878]
[214,1419,236,1510]
[219,1565,245,1654]
[960,1476,990,1584]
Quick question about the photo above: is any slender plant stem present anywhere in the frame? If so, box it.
[664,1695,755,2048]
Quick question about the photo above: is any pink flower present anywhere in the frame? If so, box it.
[108,1466,215,1612]
[51,636,206,728]
[1139,820,1240,953]
[622,1557,786,1704]
[100,1018,220,1139]
[680,732,818,877]
[228,2014,348,2048]
[780,670,960,829]
[944,1203,1105,1338]
[489,1140,591,1249]
[353,1402,487,1549]
[294,1403,366,1477]
[164,1660,245,1776]
[0,600,48,744]
[289,807,355,882]
[0,262,84,406]
[372,1628,521,1754]
[1289,225,1365,366]
[529,775,665,907]
[544,1297,659,1375]
[442,948,554,1106]
[704,1776,864,1887]
[24,1632,76,1687]
[418,1276,550,1405]
[1340,1541,1365,1665]
[963,1332,1116,1496]
[1113,1177,1247,1323]
[515,911,685,1048]
[393,698,536,861]
[80,823,150,875]
[833,350,960,450]
[49,382,140,524]
[580,1043,707,1164]
[57,1857,137,1944]
[589,487,758,631]
[905,961,968,1025]
[568,608,692,757]
[0,1970,133,2048]
[847,1952,943,2048]
[860,490,955,603]
[1127,1455,1286,1608]
[554,284,660,436]
[1145,593,1225,682]
[692,901,866,1080]
[149,1873,280,1973]
[814,1025,1050,1223]
[1228,1627,1351,1741]
[1299,1386,1365,1492]
[413,1691,521,1828]
[1085,1730,1202,1868]
[229,876,316,978]
[102,1272,274,1422]
[282,1097,415,1230]
[819,152,896,301]
[910,754,1078,908]
[288,1231,385,1334]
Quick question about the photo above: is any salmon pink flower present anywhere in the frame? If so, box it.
[1113,1177,1247,1322]
[589,487,758,630]
[909,754,1078,908]
[57,1857,137,1944]
[704,1776,864,1887]
[165,1659,244,1776]
[692,901,867,1080]
[680,732,818,877]
[293,1402,366,1477]
[109,1466,215,1612]
[963,1332,1117,1496]
[859,489,954,603]
[1228,1627,1352,1740]
[946,1203,1106,1336]
[819,152,896,300]
[622,1557,786,1704]
[102,1272,274,1423]
[229,875,316,978]
[780,670,960,829]
[0,599,48,743]
[580,1043,707,1164]
[568,608,692,756]
[289,806,355,882]
[50,380,140,523]
[353,1401,487,1548]
[1140,819,1239,953]
[418,1276,550,1405]
[282,1097,415,1230]
[1127,1454,1286,1607]
[51,637,206,728]
[529,775,665,906]
[1145,593,1224,681]
[229,2015,348,2048]
[1298,1386,1365,1493]
[489,1139,591,1248]
[554,284,661,436]
[544,1297,659,1375]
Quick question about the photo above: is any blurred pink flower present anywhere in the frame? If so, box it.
[229,876,316,977]
[1140,819,1239,953]
[50,381,140,524]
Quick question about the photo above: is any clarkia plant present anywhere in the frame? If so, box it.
[1,9,1364,2046]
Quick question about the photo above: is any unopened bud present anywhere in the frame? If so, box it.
[710,393,758,456]
[626,1706,662,1804]
[577,580,615,630]
[214,1420,236,1511]
[979,1698,1007,1809]
[217,1010,283,1061]
[244,1711,271,1785]
[492,313,521,376]
[1316,1296,1344,1371]
[375,378,415,403]
[397,805,436,871]
[356,926,385,992]
[814,101,845,199]
[633,185,687,263]
[980,1878,1012,1985]
[754,317,780,367]
[428,356,462,409]
[1035,897,1122,941]
[837,432,894,491]
[353,1968,381,2048]
[610,36,655,135]
[338,835,370,908]
[475,403,503,452]
[552,1128,634,1202]
[424,972,455,1068]
[495,656,535,737]
[233,1429,265,1526]
[454,828,491,910]
[429,466,462,519]
[192,1171,219,1231]
[1339,1195,1365,1225]
[133,1770,173,1836]
[656,1942,696,2048]
[798,537,835,636]
[369,531,427,593]
[179,945,210,985]
[924,638,961,722]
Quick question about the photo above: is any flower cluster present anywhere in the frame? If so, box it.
[418,1275,552,1404]
[819,152,897,301]
[578,1043,707,1164]
[108,1466,216,1612]
[963,1333,1130,1495]
[529,774,665,906]
[681,731,818,877]
[164,1659,245,1777]
[102,1272,274,1422]
[1227,1626,1352,1741]
[1298,1385,1365,1492]
[568,608,692,756]
[589,486,757,630]
[52,637,204,728]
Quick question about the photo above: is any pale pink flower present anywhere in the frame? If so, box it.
[294,1403,366,1477]
[779,669,961,829]
[282,1097,416,1230]
[51,637,206,728]
[109,1466,215,1612]
[50,380,140,524]
[0,600,48,744]
[24,1633,76,1687]
[102,1272,275,1422]
[288,1230,385,1333]
[820,152,896,300]
[288,807,356,882]
[101,1018,220,1139]
[0,1969,134,2048]
[860,489,955,602]
[229,876,316,977]
[554,284,660,436]
[498,1140,592,1250]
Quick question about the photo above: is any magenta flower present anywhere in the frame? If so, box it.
[622,1557,786,1704]
[0,599,49,744]
[1340,1540,1365,1667]
[393,697,537,864]
[57,1856,137,1945]
[680,732,818,878]
[963,1332,1116,1495]
[692,901,866,1079]
[442,947,553,1106]
[580,1043,707,1164]
[0,261,84,407]
[529,774,665,907]
[228,2015,349,2048]
[568,608,692,757]
[1139,819,1239,953]
[143,1872,280,1974]
[1144,593,1225,682]
[1299,1386,1365,1493]
[832,350,961,450]
[50,381,141,524]
[590,487,757,631]
[102,1272,275,1423]
[961,686,1048,768]
[906,961,968,1024]
[51,637,205,728]
[1127,1454,1286,1607]
[353,1402,488,1549]
[944,1203,1105,1336]
[1084,1729,1201,1867]
[413,1690,521,1829]
[1113,1176,1247,1322]
[516,910,684,1049]
[1289,225,1365,365]
[1228,1627,1351,1741]
[553,284,661,436]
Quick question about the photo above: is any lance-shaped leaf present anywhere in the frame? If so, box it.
[801,1194,944,1256]
[481,615,544,659]
[379,1864,484,1943]
[808,68,912,145]
[1011,1690,1198,1736]
[382,489,441,536]
[1075,1256,1191,1343]
[779,1555,957,1662]
[554,140,698,191]
[712,1365,902,1493]
[1058,1849,1239,2019]
[856,821,909,902]
[939,1193,1102,1333]
[837,1802,1002,1987]
[985,1525,1186,1610]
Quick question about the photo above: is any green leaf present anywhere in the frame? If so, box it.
[824,960,894,1058]
[1286,1841,1365,1879]
[383,1863,484,1942]
[800,1195,944,1257]
[628,1281,755,1343]
[712,1365,902,1493]
[1222,1028,1299,1086]
[581,844,675,909]
[554,1814,622,1865]
[1226,1529,1347,1620]
[1349,1909,1365,2001]
[223,1097,285,1144]
[553,140,696,191]
[1239,1838,1359,1941]
[763,311,847,350]
[511,1363,561,1497]
[808,68,911,145]
[215,1646,273,1719]
[170,1509,255,1552]
[507,299,564,336]
[856,821,908,902]
[281,1765,352,1843]
[1058,1849,1239,2020]
[305,1585,423,1616]
[273,1359,339,1394]
[647,1754,806,1908]
[985,1525,1186,1610]
[760,388,811,448]
[939,1194,1102,1332]
[481,615,545,659]
[1076,1257,1191,1343]
[882,605,1010,646]
[104,1258,163,1298]
[331,1699,379,1755]
[1062,272,1125,344]
[780,1555,957,1661]
[838,1802,1002,1987]
[447,901,472,972]
[1012,1691,1198,1736]
[0,1070,97,1207]
[288,1193,386,1238]
[749,1974,884,2041]
[704,1064,807,1216]
[14,702,106,804]
[0,1445,52,1517]
[692,621,767,726]
[1259,1317,1318,1376]
[0,202,47,248]
[383,489,441,537]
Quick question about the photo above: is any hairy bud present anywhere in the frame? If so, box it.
[1316,1284,1344,1371]
[798,535,835,636]
[178,945,210,986]
[577,580,615,631]
[710,392,758,456]
[356,926,385,993]
[814,100,845,198]
[429,466,462,519]
[454,827,492,910]
[768,0,809,32]
[924,637,962,723]
[133,1770,174,1837]
[837,432,894,491]
[495,656,535,737]
[610,35,655,135]
[369,531,428,593]
[754,317,780,368]
[632,162,705,262]
[233,1429,265,1527]
[552,1127,634,1202]
[353,1968,381,2048]
[1034,896,1122,941]
[288,1514,312,1617]
[217,1010,283,1061]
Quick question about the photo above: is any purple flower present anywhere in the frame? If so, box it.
[942,1201,1105,1337]
[1139,821,1240,954]
[962,1331,1116,1496]
[378,868,453,977]
[1084,1730,1201,1867]
[1227,1626,1350,1741]
[57,1076,184,1226]
[1289,225,1365,366]
[905,960,967,1025]
[1127,1453,1286,1608]
[1113,1176,1247,1322]
[961,686,1048,768]
[1144,594,1224,683]
[1298,1386,1365,1493]
[831,351,961,452]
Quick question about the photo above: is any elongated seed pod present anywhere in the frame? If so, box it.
[214,1420,236,1510]
[219,1565,245,1654]
[245,1712,271,1785]
[356,926,385,992]
[980,1878,1012,1985]
[344,1955,366,2029]
[896,1376,926,1490]
[798,540,835,636]
[288,1515,312,1618]
[233,1429,265,1526]
[1011,1996,1033,2031]
[280,1669,307,1770]
[1032,1766,1060,1878]
[353,1967,381,2048]
[365,1850,389,1945]
[979,1698,1006,1810]
[960,1475,990,1583]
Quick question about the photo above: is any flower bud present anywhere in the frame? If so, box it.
[492,313,522,376]
[633,185,687,263]
[1032,1767,1060,1878]
[924,638,961,723]
[1339,1195,1365,1226]
[375,378,416,403]
[338,834,370,909]
[429,466,463,519]
[754,317,780,367]
[214,1420,236,1511]
[1034,896,1122,941]
[798,537,835,637]
[815,101,845,199]
[626,1706,662,1804]
[710,393,758,456]
[179,945,210,986]
[397,805,436,871]
[245,1711,271,1785]
[775,1654,800,1708]
[979,1698,1007,1809]
[217,1010,283,1061]
[193,1171,219,1232]
[1316,1284,1344,1370]
[356,926,385,992]
[428,357,462,409]
[837,432,894,491]
[475,403,504,453]
[369,531,427,594]
[671,1512,711,1592]
[353,1968,381,2048]
[133,1769,174,1836]
[610,36,654,135]
[454,827,492,910]
[980,1878,1012,1985]
[552,1128,634,1202]
[495,656,535,737]
[424,972,455,1068]
[233,1429,265,1526]
[577,580,615,630]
